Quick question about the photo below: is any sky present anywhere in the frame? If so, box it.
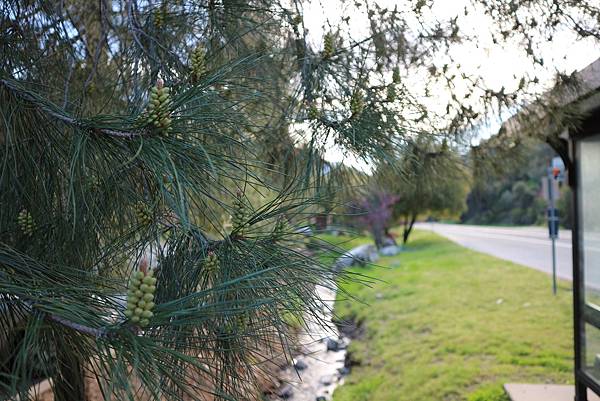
[299,0,600,171]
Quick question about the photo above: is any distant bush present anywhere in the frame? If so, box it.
[557,186,573,229]
[462,142,554,226]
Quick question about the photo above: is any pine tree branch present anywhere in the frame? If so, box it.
[47,313,111,338]
[0,79,145,139]
[16,298,113,339]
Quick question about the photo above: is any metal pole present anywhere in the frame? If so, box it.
[552,234,557,295]
[548,173,558,295]
[571,141,588,401]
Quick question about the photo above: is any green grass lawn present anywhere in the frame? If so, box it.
[327,230,574,401]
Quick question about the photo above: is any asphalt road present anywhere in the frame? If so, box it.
[415,223,574,281]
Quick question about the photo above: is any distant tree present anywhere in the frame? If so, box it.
[463,141,554,225]
[557,187,573,229]
[375,139,468,244]
[352,189,399,248]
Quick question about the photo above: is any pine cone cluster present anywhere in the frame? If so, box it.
[386,85,396,102]
[350,89,364,117]
[154,4,166,29]
[190,46,206,82]
[231,192,247,234]
[322,32,334,59]
[392,66,401,83]
[441,139,449,153]
[308,104,320,120]
[223,312,248,334]
[203,251,219,274]
[236,311,249,331]
[125,269,156,327]
[17,209,35,236]
[145,79,172,132]
[134,201,153,225]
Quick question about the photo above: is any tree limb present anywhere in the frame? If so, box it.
[0,79,145,139]
[47,313,110,338]
[14,298,113,339]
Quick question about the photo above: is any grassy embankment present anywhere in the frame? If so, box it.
[321,230,573,401]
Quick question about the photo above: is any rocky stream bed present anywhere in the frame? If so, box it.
[270,243,397,401]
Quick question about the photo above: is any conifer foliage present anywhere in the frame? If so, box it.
[1,0,599,400]
[0,2,364,400]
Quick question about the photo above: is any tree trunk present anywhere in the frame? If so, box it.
[315,213,328,230]
[402,213,417,244]
[371,222,385,249]
[384,227,397,246]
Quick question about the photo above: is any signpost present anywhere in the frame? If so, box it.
[547,157,565,295]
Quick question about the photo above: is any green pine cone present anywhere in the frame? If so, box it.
[323,32,334,59]
[386,85,396,102]
[144,81,173,132]
[17,209,34,236]
[190,46,206,81]
[237,313,248,330]
[350,89,364,117]
[308,105,320,120]
[134,201,152,225]
[231,194,247,233]
[392,67,401,83]
[204,252,219,273]
[126,268,157,325]
[154,4,166,29]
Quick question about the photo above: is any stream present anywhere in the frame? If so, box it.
[268,242,389,401]
[273,283,350,401]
